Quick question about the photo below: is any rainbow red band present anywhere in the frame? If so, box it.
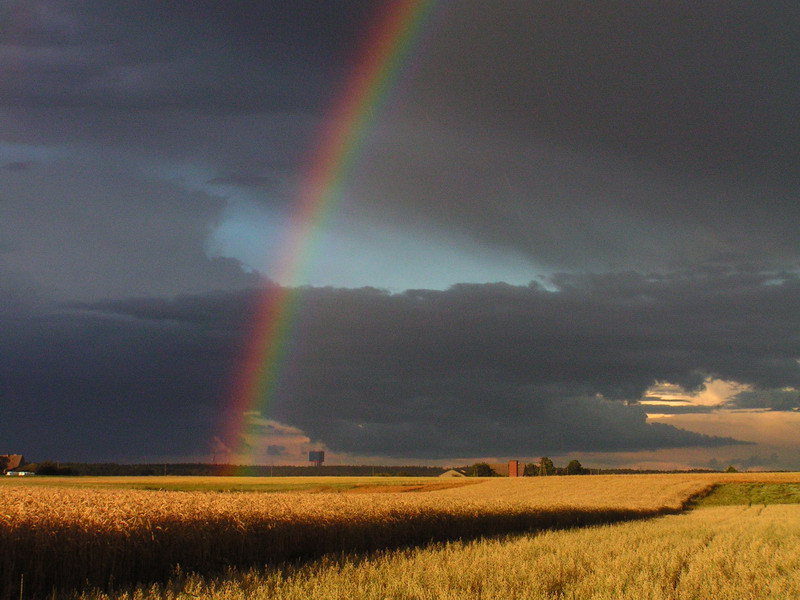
[222,1,440,470]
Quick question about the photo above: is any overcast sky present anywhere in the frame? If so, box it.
[2,1,799,469]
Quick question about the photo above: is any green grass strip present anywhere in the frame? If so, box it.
[693,483,800,507]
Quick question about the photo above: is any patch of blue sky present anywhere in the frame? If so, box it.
[207,200,544,292]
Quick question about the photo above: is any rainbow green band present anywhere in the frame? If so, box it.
[224,1,440,469]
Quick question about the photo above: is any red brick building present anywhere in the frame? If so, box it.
[489,460,525,477]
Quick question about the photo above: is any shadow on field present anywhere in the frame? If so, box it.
[4,497,706,599]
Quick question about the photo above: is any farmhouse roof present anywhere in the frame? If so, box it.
[439,469,467,478]
[1,454,24,472]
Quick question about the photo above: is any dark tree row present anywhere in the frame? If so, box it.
[464,458,588,477]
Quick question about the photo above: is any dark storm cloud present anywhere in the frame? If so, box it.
[3,1,799,280]
[1,160,33,171]
[267,272,797,457]
[7,270,798,462]
[0,1,377,211]
[207,174,279,189]
[0,293,250,461]
[2,2,800,464]
[0,0,377,113]
[727,389,800,412]
[351,1,800,273]
[412,1,800,182]
[0,160,262,301]
[266,445,286,457]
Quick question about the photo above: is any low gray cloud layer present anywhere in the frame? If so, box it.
[728,390,800,412]
[0,160,261,301]
[6,271,798,461]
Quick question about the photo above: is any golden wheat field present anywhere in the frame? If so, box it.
[81,504,800,600]
[2,473,799,599]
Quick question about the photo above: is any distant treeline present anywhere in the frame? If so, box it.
[21,461,730,477]
[595,468,720,475]
[464,459,723,477]
[34,463,448,477]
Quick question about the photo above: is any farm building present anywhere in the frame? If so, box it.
[489,460,524,477]
[439,469,467,478]
[447,461,528,478]
[1,454,25,474]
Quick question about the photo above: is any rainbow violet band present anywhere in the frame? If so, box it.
[222,1,440,471]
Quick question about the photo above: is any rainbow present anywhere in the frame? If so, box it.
[223,0,440,467]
